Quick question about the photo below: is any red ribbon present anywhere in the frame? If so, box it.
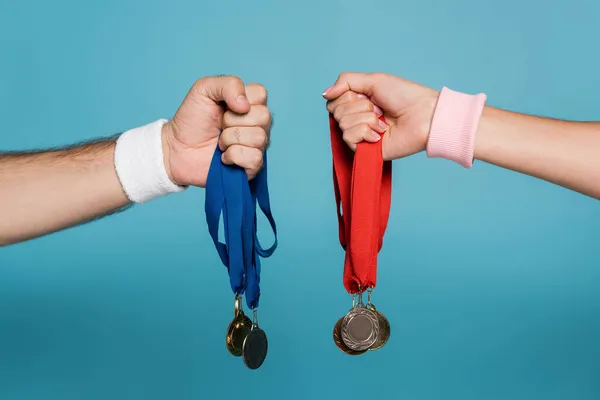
[330,114,392,294]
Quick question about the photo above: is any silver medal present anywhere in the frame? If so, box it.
[340,293,379,351]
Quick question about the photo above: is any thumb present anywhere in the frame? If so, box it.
[322,72,378,100]
[199,76,251,114]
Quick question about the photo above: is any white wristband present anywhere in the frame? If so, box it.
[114,119,186,204]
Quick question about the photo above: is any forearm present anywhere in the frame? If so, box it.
[0,139,130,245]
[474,106,600,199]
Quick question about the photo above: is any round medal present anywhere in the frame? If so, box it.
[340,306,379,351]
[226,313,252,356]
[368,306,390,351]
[333,317,367,356]
[226,295,253,356]
[242,327,268,369]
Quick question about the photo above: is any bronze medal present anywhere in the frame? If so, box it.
[367,304,390,351]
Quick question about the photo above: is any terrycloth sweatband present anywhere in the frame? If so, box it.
[426,87,487,168]
[114,119,186,203]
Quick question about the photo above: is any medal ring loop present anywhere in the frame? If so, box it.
[356,291,365,308]
[367,288,372,306]
[252,308,259,327]
[234,294,243,315]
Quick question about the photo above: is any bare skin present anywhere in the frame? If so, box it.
[0,76,272,246]
[324,72,600,200]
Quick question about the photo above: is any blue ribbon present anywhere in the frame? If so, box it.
[205,139,277,309]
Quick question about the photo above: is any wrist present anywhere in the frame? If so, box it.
[114,119,186,204]
[161,122,178,186]
[419,92,440,152]
[426,87,487,168]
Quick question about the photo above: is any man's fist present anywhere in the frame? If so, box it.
[162,76,271,187]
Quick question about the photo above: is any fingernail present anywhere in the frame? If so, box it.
[357,94,367,99]
[379,119,388,130]
[373,105,383,115]
[371,130,382,141]
[236,95,249,105]
[322,85,333,96]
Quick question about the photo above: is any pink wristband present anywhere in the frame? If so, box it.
[426,87,487,168]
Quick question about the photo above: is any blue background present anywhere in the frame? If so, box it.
[1,0,599,399]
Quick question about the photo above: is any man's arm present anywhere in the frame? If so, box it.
[0,137,131,246]
[475,107,600,199]
[0,76,272,247]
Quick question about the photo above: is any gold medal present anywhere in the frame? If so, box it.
[226,295,252,357]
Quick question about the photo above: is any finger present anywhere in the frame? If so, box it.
[218,126,269,152]
[326,91,361,114]
[245,83,268,105]
[322,72,379,100]
[338,112,389,134]
[195,75,251,114]
[342,124,382,151]
[333,99,383,121]
[221,145,264,180]
[223,105,271,129]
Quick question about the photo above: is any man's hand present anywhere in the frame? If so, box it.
[322,72,438,161]
[162,76,271,187]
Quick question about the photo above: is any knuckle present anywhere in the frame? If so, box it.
[359,124,371,136]
[224,76,243,91]
[257,105,271,126]
[326,101,334,113]
[370,114,379,126]
[226,75,242,85]
[341,91,354,102]
[252,151,263,169]
[361,100,374,112]
[252,83,267,104]
[333,106,343,121]
[257,129,268,148]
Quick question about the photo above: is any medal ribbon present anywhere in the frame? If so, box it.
[330,114,392,294]
[205,136,277,309]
